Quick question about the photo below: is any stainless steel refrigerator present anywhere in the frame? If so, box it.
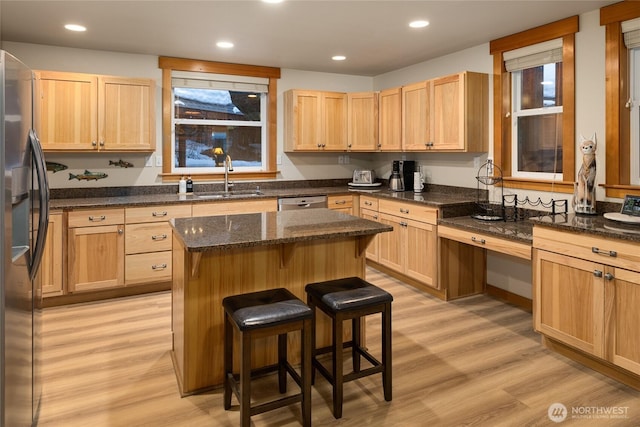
[0,51,50,426]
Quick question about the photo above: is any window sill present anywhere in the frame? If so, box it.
[500,177,574,193]
[601,184,640,199]
[160,171,278,182]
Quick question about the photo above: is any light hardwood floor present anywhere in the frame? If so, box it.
[38,268,640,426]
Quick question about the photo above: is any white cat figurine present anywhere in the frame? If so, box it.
[573,134,597,214]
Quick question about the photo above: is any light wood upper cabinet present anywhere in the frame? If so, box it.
[431,72,488,152]
[36,71,98,151]
[35,71,155,152]
[378,87,402,151]
[402,72,488,152]
[347,92,378,151]
[402,80,431,151]
[284,89,347,151]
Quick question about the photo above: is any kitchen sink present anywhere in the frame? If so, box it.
[196,190,263,199]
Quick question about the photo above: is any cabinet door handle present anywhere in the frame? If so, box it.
[88,215,106,222]
[152,263,167,270]
[593,270,603,278]
[399,221,408,227]
[152,211,168,217]
[592,247,617,257]
[334,200,346,205]
[118,228,124,235]
[373,215,378,220]
[152,234,168,241]
[400,208,409,214]
[471,236,486,244]
[605,273,615,281]
[364,201,372,206]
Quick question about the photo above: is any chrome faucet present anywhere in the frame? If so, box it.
[224,155,234,193]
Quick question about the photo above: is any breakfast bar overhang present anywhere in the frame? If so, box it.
[170,208,392,396]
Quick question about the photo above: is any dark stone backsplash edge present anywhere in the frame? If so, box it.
[50,180,482,200]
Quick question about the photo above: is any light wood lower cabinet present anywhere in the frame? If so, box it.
[67,208,125,293]
[328,194,354,215]
[191,198,277,216]
[124,204,192,286]
[533,226,640,381]
[377,199,438,290]
[359,208,380,262]
[40,212,64,297]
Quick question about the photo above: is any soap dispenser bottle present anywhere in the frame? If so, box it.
[179,176,187,194]
[186,176,194,193]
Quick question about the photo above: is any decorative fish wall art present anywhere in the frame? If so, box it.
[109,159,134,168]
[69,170,108,181]
[46,161,68,173]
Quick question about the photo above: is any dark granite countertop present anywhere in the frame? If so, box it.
[438,215,533,244]
[170,208,393,252]
[530,213,640,243]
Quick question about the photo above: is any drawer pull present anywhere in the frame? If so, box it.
[605,273,615,281]
[334,200,346,205]
[152,211,168,217]
[152,234,168,241]
[400,208,409,214]
[373,215,378,220]
[471,236,486,244]
[152,263,167,270]
[399,221,408,227]
[88,215,106,222]
[593,270,603,278]
[592,247,617,257]
[364,201,373,206]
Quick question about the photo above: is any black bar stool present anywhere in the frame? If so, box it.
[223,288,312,427]
[305,277,393,419]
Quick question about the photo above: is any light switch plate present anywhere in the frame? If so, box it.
[155,156,162,167]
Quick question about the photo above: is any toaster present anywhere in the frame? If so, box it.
[352,169,376,184]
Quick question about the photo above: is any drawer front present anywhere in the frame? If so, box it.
[125,223,173,254]
[360,195,379,210]
[438,225,532,260]
[378,199,437,224]
[68,208,124,228]
[126,204,192,224]
[328,194,353,209]
[533,226,640,271]
[360,208,379,221]
[125,251,172,285]
[192,199,277,216]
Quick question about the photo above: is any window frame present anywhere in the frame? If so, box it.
[490,16,578,193]
[158,57,280,182]
[600,2,640,198]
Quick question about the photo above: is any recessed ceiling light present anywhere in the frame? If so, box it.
[64,24,87,32]
[216,41,234,49]
[332,55,346,61]
[409,20,429,29]
[262,0,284,3]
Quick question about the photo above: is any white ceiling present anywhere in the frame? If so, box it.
[0,0,617,76]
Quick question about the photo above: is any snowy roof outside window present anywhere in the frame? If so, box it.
[175,88,241,115]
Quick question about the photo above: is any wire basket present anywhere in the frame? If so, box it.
[472,160,504,221]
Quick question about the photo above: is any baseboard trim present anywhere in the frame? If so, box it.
[485,284,532,312]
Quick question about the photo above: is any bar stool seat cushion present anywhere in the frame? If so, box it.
[223,288,312,331]
[305,277,393,312]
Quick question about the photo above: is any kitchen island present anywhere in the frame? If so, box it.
[170,208,392,395]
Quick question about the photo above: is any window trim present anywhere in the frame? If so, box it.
[158,56,280,182]
[600,2,640,198]
[490,16,578,193]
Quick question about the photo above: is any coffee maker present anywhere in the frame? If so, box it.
[389,161,404,191]
[389,160,417,191]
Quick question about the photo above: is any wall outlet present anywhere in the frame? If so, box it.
[344,155,350,164]
[155,155,162,167]
[145,156,153,167]
[338,155,344,164]
[276,155,282,165]
[474,156,480,169]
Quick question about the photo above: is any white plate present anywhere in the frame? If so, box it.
[348,182,382,187]
[603,212,640,224]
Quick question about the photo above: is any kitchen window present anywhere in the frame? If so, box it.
[172,72,267,174]
[490,17,577,193]
[508,41,563,180]
[600,1,640,198]
[159,57,280,181]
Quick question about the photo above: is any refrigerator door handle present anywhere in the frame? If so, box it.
[29,129,50,281]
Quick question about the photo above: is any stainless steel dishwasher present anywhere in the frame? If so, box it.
[277,195,328,211]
